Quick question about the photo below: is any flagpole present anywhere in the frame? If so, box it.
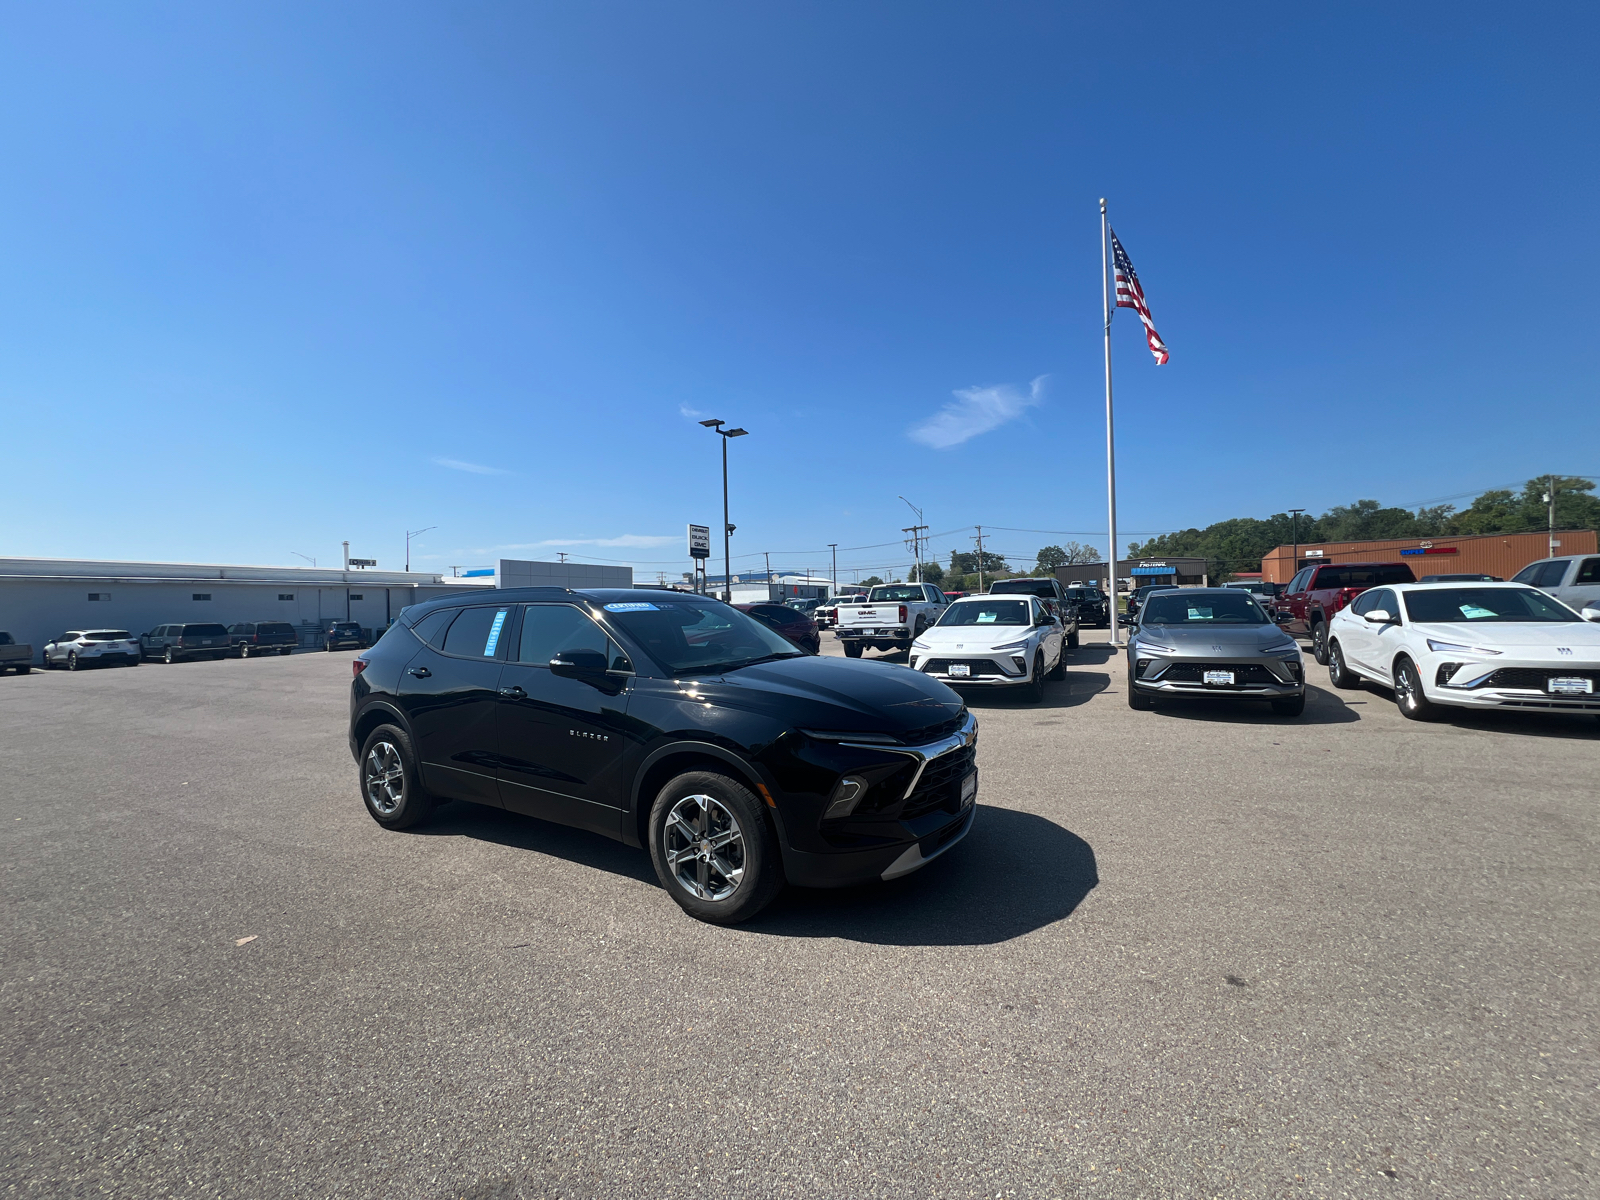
[1101,198,1121,648]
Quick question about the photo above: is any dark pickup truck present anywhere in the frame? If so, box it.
[228,621,298,657]
[1273,561,1416,663]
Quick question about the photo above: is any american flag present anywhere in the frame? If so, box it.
[1111,228,1169,365]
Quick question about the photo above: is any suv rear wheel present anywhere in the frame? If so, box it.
[163,646,175,665]
[360,724,435,829]
[842,642,862,658]
[649,771,783,925]
[240,643,252,658]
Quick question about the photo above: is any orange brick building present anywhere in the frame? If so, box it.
[1259,529,1597,585]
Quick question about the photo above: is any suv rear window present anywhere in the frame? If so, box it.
[1312,565,1415,588]
[989,580,1054,597]
[85,631,132,641]
[258,622,295,635]
[182,624,229,637]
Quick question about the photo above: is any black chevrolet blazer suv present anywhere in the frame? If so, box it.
[348,588,978,924]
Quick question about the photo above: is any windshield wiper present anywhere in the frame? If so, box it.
[674,651,803,676]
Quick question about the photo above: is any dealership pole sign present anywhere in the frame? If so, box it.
[688,524,711,560]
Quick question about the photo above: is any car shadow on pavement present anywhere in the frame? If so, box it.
[746,804,1098,946]
[1341,683,1600,740]
[415,802,659,885]
[1143,683,1362,725]
[956,670,1109,710]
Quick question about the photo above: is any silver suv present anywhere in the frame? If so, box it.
[1511,554,1600,614]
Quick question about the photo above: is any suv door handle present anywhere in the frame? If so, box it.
[408,666,431,678]
[498,685,526,699]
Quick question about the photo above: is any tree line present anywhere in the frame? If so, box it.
[1125,476,1599,578]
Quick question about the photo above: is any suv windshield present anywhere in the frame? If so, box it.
[1404,587,1579,624]
[867,586,926,602]
[1141,593,1268,625]
[599,599,803,675]
[937,600,1031,627]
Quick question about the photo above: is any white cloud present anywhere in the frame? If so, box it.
[908,375,1046,449]
[433,457,510,475]
[679,404,709,421]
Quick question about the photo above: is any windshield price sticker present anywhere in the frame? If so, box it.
[483,610,508,656]
[604,602,660,613]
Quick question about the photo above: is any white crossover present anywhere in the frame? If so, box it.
[1325,582,1600,721]
[910,595,1065,700]
[42,630,142,670]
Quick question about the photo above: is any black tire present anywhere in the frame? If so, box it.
[1066,628,1080,649]
[280,647,293,656]
[1311,622,1330,666]
[67,651,79,672]
[842,642,863,658]
[1025,653,1046,703]
[1327,639,1362,690]
[163,646,175,665]
[325,642,334,652]
[15,664,29,675]
[648,770,783,925]
[359,724,435,829]
[1271,693,1306,717]
[1048,646,1067,681]
[1127,668,1153,710]
[240,643,251,659]
[1393,656,1440,722]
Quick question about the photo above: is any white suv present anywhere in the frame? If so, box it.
[43,630,141,670]
[910,595,1065,701]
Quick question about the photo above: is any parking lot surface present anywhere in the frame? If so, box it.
[4,637,1597,1198]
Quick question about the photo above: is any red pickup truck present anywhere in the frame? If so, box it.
[1274,562,1416,664]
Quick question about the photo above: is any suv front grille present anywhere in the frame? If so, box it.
[901,713,969,743]
[1474,667,1598,691]
[921,658,1011,677]
[901,744,977,820]
[1159,663,1278,685]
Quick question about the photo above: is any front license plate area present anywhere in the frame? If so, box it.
[949,662,971,677]
[960,771,977,809]
[1548,676,1594,695]
[1203,670,1235,686]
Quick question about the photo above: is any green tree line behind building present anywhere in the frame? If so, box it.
[1125,476,1600,579]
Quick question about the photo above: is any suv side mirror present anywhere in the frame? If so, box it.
[550,648,609,679]
[1582,607,1600,623]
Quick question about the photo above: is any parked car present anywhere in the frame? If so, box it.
[813,594,866,630]
[1419,573,1501,583]
[1224,581,1285,598]
[0,631,35,674]
[325,621,366,651]
[1509,554,1600,615]
[1123,584,1178,623]
[1325,582,1600,722]
[834,583,950,657]
[785,598,823,617]
[942,591,968,602]
[910,595,1066,701]
[1063,585,1111,628]
[347,588,977,924]
[735,602,821,654]
[44,630,141,669]
[140,623,232,663]
[1127,588,1306,716]
[228,621,299,657]
[1273,562,1416,664]
[987,577,1081,645]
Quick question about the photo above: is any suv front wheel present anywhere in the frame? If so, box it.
[649,771,783,925]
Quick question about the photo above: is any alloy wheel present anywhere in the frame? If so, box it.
[1395,664,1418,711]
[662,793,746,901]
[68,652,78,671]
[164,646,174,664]
[363,741,406,816]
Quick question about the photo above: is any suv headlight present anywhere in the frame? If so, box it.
[911,638,932,650]
[1426,639,1502,656]
[990,639,1032,651]
[1134,642,1178,655]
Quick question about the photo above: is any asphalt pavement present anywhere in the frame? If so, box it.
[3,634,1597,1198]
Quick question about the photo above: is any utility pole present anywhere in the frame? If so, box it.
[974,526,987,592]
[764,551,771,592]
[1289,509,1305,580]
[405,526,437,573]
[700,419,749,601]
[898,496,927,583]
[1545,475,1557,556]
[829,544,838,598]
[557,552,568,563]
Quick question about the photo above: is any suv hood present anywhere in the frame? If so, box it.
[693,654,964,735]
[1134,624,1292,650]
[917,624,1036,649]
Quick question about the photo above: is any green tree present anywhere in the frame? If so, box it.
[860,575,883,588]
[917,560,945,585]
[1033,542,1099,575]
[950,549,1007,577]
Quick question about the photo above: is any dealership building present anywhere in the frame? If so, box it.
[1053,556,1211,594]
[1259,529,1597,585]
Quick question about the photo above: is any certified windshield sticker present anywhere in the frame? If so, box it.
[604,602,660,612]
[1458,603,1496,619]
[977,612,997,623]
[483,610,507,655]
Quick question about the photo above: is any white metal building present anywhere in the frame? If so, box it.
[0,558,492,659]
[494,559,633,590]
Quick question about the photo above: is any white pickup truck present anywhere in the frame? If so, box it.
[834,583,949,657]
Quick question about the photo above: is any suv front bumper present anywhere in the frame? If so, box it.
[1130,653,1304,700]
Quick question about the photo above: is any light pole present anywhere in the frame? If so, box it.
[829,544,838,597]
[1288,509,1305,580]
[405,526,437,573]
[291,551,316,568]
[699,419,748,601]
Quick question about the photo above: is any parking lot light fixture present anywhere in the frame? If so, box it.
[405,526,437,573]
[701,420,748,601]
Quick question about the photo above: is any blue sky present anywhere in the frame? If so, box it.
[2,3,1596,582]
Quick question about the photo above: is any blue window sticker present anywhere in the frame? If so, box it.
[483,609,508,655]
[604,602,660,612]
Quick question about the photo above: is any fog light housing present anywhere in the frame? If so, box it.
[823,775,869,820]
[1135,658,1152,678]
[1010,655,1027,673]
[1436,662,1463,687]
